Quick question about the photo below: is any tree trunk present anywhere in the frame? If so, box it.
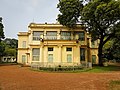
[98,45,103,66]
[98,38,104,66]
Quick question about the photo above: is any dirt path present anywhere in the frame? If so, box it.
[0,65,120,90]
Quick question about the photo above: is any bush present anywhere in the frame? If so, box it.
[38,65,83,71]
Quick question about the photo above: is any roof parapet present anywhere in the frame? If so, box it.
[17,32,28,36]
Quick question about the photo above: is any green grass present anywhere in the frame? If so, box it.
[109,80,120,90]
[86,65,120,73]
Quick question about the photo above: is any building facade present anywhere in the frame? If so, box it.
[17,23,98,67]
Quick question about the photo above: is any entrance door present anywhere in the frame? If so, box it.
[92,55,96,64]
[22,55,26,64]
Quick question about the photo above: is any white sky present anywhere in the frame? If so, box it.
[0,0,59,39]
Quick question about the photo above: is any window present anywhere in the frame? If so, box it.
[66,47,72,51]
[91,41,95,48]
[46,31,57,40]
[22,41,26,48]
[48,47,53,51]
[67,54,72,63]
[48,54,53,62]
[92,55,96,64]
[33,31,43,41]
[75,32,85,41]
[32,48,40,61]
[22,55,26,64]
[61,31,71,40]
[80,48,85,61]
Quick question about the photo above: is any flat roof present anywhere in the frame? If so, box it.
[17,32,28,36]
[28,23,83,29]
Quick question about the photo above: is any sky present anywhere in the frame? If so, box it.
[0,0,59,39]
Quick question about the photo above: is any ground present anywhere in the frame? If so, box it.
[0,65,120,90]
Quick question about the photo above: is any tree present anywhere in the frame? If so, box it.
[103,29,120,61]
[4,48,16,57]
[0,42,5,63]
[111,40,120,61]
[57,0,120,66]
[0,42,5,56]
[57,0,83,28]
[0,17,5,42]
[81,0,120,66]
[2,38,18,57]
[3,38,18,48]
[0,17,5,62]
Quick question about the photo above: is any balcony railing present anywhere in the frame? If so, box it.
[44,36,57,40]
[33,36,41,41]
[33,35,84,41]
[60,36,71,40]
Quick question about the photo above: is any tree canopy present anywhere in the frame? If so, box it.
[57,0,83,28]
[0,42,5,56]
[57,0,120,66]
[0,17,5,42]
[81,0,120,65]
[0,17,5,58]
[2,38,18,57]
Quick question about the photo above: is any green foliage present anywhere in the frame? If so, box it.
[4,48,16,57]
[57,0,83,28]
[35,66,83,72]
[0,42,5,56]
[3,38,18,48]
[2,38,18,57]
[81,0,120,40]
[0,17,5,42]
[110,39,120,60]
[103,39,113,50]
[0,17,5,58]
[103,31,120,61]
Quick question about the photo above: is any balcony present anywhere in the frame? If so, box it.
[32,35,85,41]
[33,36,41,41]
[60,36,71,40]
[33,36,73,41]
[44,36,57,40]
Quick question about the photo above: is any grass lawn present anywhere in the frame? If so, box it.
[109,80,120,90]
[86,65,120,73]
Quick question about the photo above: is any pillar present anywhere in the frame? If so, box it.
[58,45,62,64]
[40,45,44,63]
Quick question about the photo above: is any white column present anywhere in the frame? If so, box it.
[30,31,33,44]
[58,45,62,64]
[30,48,32,64]
[40,45,44,63]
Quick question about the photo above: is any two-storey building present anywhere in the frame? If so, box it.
[18,23,98,67]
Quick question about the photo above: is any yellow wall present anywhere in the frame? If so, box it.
[18,49,27,63]
[18,35,28,48]
[18,23,99,66]
[90,49,98,64]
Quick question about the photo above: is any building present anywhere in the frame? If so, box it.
[17,23,98,67]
